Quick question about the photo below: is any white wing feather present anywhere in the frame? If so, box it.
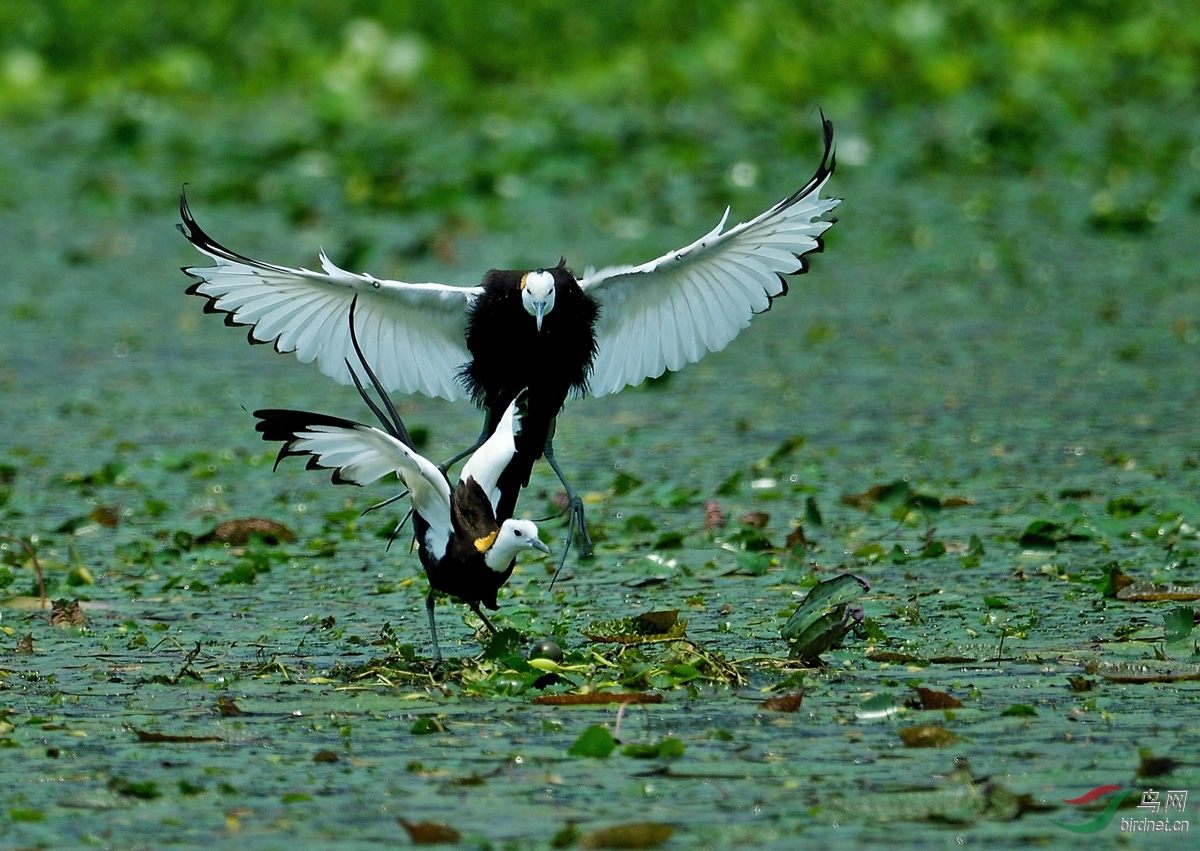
[276,419,453,558]
[179,195,478,400]
[580,121,839,396]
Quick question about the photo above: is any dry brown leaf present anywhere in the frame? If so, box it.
[784,526,808,550]
[758,690,804,712]
[738,510,770,528]
[197,518,295,546]
[532,693,663,706]
[216,696,243,717]
[397,818,462,844]
[51,599,86,628]
[702,499,725,531]
[15,633,33,654]
[632,610,678,633]
[909,686,964,710]
[89,505,121,527]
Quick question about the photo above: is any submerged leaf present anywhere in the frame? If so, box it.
[134,729,223,743]
[1136,752,1181,778]
[898,724,957,747]
[579,822,674,849]
[533,693,663,706]
[621,737,685,759]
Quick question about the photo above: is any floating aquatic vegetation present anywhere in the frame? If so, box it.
[781,572,870,663]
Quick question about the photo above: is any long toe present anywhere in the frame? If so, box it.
[572,497,594,559]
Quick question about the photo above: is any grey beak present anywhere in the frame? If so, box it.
[532,538,552,555]
[534,302,546,332]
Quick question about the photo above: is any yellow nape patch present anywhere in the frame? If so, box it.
[474,531,498,553]
[519,272,528,291]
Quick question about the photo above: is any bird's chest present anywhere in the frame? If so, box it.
[468,297,596,381]
[425,535,512,607]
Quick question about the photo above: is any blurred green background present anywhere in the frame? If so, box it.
[4,0,1196,223]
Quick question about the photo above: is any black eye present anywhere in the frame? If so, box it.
[514,529,523,537]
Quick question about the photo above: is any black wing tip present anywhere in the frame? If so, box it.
[253,408,363,439]
[253,408,369,486]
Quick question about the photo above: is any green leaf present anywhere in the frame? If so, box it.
[622,737,686,759]
[611,471,643,496]
[109,778,160,799]
[1018,520,1064,549]
[852,542,886,562]
[735,551,771,575]
[568,724,615,758]
[766,435,805,465]
[1164,607,1195,643]
[788,607,853,662]
[8,809,45,822]
[804,496,824,528]
[653,531,684,550]
[482,627,523,661]
[217,563,259,585]
[716,470,743,495]
[410,716,445,735]
[624,514,656,533]
[1105,496,1147,519]
[1001,704,1037,717]
[781,573,870,640]
[920,539,946,558]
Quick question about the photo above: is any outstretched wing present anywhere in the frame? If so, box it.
[579,118,839,397]
[459,389,527,514]
[254,409,452,550]
[179,194,479,400]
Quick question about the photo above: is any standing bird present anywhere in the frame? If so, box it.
[180,117,839,567]
[255,304,551,663]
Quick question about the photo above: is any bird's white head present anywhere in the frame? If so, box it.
[485,518,552,570]
[520,270,556,331]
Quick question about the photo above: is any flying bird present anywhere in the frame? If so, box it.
[255,304,551,663]
[180,116,839,567]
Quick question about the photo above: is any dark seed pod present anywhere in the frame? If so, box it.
[528,638,564,663]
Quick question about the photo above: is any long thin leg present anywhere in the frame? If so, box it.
[425,592,441,666]
[468,602,498,635]
[543,424,593,564]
